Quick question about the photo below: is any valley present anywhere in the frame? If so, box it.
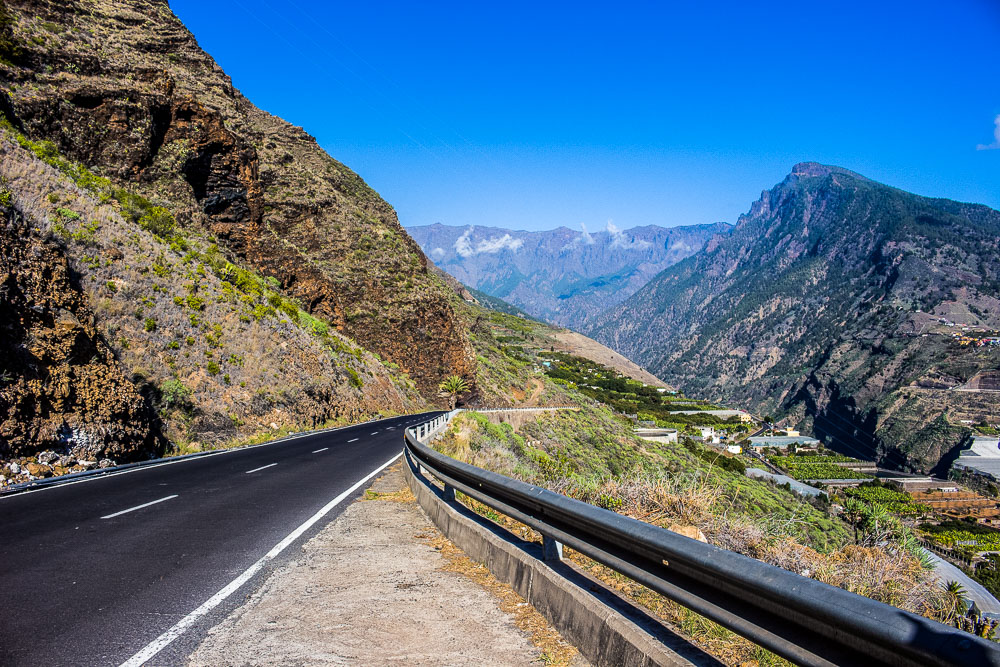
[407,221,730,328]
[0,0,997,664]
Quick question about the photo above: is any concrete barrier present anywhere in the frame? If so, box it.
[403,450,713,667]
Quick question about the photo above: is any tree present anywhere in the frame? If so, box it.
[942,581,969,624]
[438,375,469,410]
[841,498,866,545]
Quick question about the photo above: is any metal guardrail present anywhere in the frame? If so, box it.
[404,413,1000,667]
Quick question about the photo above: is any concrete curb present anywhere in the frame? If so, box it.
[403,451,719,667]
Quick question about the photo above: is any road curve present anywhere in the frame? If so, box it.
[0,412,441,666]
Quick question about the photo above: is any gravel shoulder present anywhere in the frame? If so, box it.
[188,462,582,665]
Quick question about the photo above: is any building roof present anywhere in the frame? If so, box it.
[953,436,1000,479]
[747,435,820,446]
[671,409,749,418]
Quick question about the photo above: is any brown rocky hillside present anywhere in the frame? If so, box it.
[0,0,474,396]
[0,186,162,468]
[0,127,424,483]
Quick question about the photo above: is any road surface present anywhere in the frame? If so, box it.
[923,549,1000,617]
[0,413,440,666]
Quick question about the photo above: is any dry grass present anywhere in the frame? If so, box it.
[362,487,416,503]
[433,469,948,666]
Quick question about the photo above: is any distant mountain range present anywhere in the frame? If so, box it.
[588,162,1000,475]
[406,222,731,327]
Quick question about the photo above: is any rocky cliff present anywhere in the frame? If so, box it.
[0,0,474,396]
[0,0,450,484]
[589,163,1000,474]
[0,126,424,480]
[0,189,162,475]
[408,222,730,327]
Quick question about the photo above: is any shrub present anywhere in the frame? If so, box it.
[70,219,99,246]
[206,361,221,375]
[55,207,80,221]
[346,367,363,388]
[159,379,192,412]
[143,317,157,332]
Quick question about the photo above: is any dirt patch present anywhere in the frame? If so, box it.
[188,463,582,666]
[552,330,670,389]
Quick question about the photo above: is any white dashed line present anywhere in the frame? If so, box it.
[347,438,359,443]
[245,463,277,474]
[119,452,402,667]
[370,432,379,435]
[312,448,328,454]
[101,495,178,520]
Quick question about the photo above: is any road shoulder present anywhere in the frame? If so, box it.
[188,463,582,665]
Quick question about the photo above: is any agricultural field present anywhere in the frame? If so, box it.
[538,351,751,434]
[842,485,932,517]
[919,520,1000,553]
[766,450,873,481]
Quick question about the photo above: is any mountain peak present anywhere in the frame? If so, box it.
[788,162,870,183]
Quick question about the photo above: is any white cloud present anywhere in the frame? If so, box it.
[475,233,523,254]
[454,226,475,258]
[564,222,596,249]
[669,240,693,253]
[607,220,651,250]
[431,247,445,259]
[454,226,522,257]
[977,114,1000,150]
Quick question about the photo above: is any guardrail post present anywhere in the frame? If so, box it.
[443,484,456,502]
[542,535,563,562]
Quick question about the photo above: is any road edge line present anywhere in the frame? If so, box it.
[1,412,434,500]
[119,451,403,667]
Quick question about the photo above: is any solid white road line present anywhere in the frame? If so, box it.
[312,448,328,454]
[0,418,391,500]
[119,452,403,667]
[100,495,178,520]
[245,463,277,474]
[347,438,359,443]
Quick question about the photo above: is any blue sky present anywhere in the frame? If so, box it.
[171,0,999,231]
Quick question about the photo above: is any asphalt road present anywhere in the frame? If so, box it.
[923,549,1000,617]
[0,412,439,666]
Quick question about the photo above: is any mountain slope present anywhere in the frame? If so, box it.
[0,124,424,483]
[407,221,730,327]
[589,163,1000,474]
[0,0,473,396]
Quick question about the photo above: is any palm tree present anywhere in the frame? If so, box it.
[438,375,469,410]
[841,498,866,545]
[943,580,969,624]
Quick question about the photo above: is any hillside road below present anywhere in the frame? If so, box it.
[0,413,441,666]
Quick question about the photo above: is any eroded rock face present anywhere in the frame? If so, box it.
[590,163,1000,473]
[0,0,475,397]
[0,202,162,462]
